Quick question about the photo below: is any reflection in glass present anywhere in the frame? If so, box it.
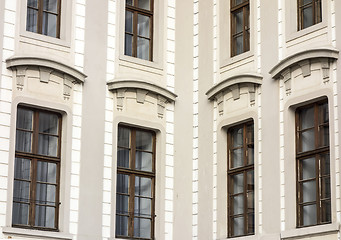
[13,181,30,202]
[134,197,151,217]
[232,174,244,194]
[38,135,58,157]
[116,195,129,214]
[12,203,29,225]
[301,157,315,180]
[138,15,150,38]
[14,158,31,180]
[43,0,58,12]
[37,161,57,183]
[232,148,243,168]
[248,213,254,234]
[232,127,243,147]
[321,200,331,223]
[117,174,129,194]
[125,34,133,57]
[35,205,55,228]
[137,37,150,60]
[321,154,330,175]
[28,0,38,7]
[36,184,56,205]
[233,195,244,215]
[16,131,32,153]
[39,112,58,134]
[118,127,130,147]
[42,13,57,37]
[233,217,244,236]
[125,11,133,33]
[136,131,152,151]
[27,8,38,33]
[138,0,150,10]
[301,129,315,152]
[116,215,129,236]
[135,177,152,197]
[302,180,316,203]
[136,151,152,172]
[134,218,151,238]
[303,6,313,29]
[234,10,243,33]
[300,107,314,129]
[302,204,317,226]
[117,148,130,168]
[17,108,33,130]
[321,177,331,199]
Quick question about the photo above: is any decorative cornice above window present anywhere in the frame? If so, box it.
[269,47,339,79]
[206,73,262,101]
[6,56,86,84]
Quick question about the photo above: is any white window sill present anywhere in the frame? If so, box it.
[280,223,339,239]
[119,54,163,72]
[220,51,254,70]
[2,227,73,240]
[286,22,327,43]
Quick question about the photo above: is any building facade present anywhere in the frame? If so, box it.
[0,0,341,240]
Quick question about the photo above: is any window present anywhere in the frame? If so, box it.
[296,100,331,227]
[230,0,250,57]
[12,106,61,230]
[227,122,254,237]
[297,0,322,30]
[26,0,61,38]
[116,125,156,239]
[125,0,153,61]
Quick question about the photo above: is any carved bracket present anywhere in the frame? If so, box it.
[215,92,224,116]
[230,84,240,100]
[116,88,127,111]
[248,84,256,106]
[63,75,74,100]
[298,60,311,77]
[15,66,27,90]
[321,59,330,83]
[136,89,149,104]
[39,67,53,83]
[281,68,292,95]
[157,95,167,119]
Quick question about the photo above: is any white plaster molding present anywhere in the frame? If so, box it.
[281,68,292,95]
[15,66,27,90]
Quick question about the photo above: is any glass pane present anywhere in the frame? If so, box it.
[134,197,151,217]
[319,103,329,124]
[246,125,254,144]
[42,13,57,37]
[36,161,57,183]
[116,215,129,236]
[17,108,33,130]
[125,11,133,33]
[16,130,32,153]
[43,0,58,12]
[13,180,30,202]
[233,10,243,33]
[232,148,243,168]
[319,125,329,147]
[117,148,130,168]
[248,213,254,234]
[302,180,316,202]
[39,112,59,134]
[321,153,330,175]
[301,129,315,152]
[138,0,150,10]
[321,177,331,199]
[247,171,254,191]
[136,131,153,151]
[247,191,254,211]
[234,35,244,56]
[134,218,151,238]
[138,14,150,38]
[12,202,29,225]
[137,37,150,60]
[232,217,244,236]
[28,0,38,7]
[232,195,244,215]
[26,8,38,33]
[36,183,56,205]
[247,147,254,165]
[118,127,130,147]
[38,135,58,157]
[14,158,31,180]
[126,0,133,5]
[301,157,315,180]
[321,200,331,223]
[302,0,313,5]
[136,151,152,172]
[125,34,133,56]
[300,107,314,129]
[302,204,317,226]
[231,173,244,194]
[232,127,243,147]
[303,6,314,29]
[35,205,55,228]
[135,177,152,197]
[116,194,129,215]
[116,174,129,194]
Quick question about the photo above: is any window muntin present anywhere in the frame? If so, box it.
[125,0,153,61]
[296,100,331,227]
[227,122,254,237]
[297,0,322,30]
[230,0,250,57]
[116,126,156,239]
[12,107,61,230]
[26,0,61,38]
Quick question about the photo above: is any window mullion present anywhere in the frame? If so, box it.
[30,159,37,227]
[133,11,138,58]
[38,0,43,34]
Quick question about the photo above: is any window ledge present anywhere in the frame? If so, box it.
[206,72,262,100]
[269,47,339,79]
[119,55,163,72]
[2,227,73,240]
[286,22,327,43]
[221,51,254,70]
[280,223,339,239]
[6,55,87,84]
[107,79,177,102]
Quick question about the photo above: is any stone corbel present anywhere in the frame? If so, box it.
[157,95,167,119]
[136,89,149,104]
[39,67,53,83]
[321,59,330,83]
[15,66,27,90]
[281,68,292,95]
[248,84,256,106]
[298,60,311,77]
[63,75,74,100]
[215,92,224,116]
[230,84,240,100]
[116,88,127,111]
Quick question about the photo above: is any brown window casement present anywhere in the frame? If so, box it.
[125,0,154,61]
[116,125,156,239]
[296,100,331,227]
[297,0,322,30]
[227,121,254,237]
[12,106,61,230]
[26,0,61,38]
[230,0,250,57]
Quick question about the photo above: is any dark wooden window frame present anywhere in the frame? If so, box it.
[227,121,254,237]
[13,106,62,231]
[116,125,156,240]
[125,0,154,61]
[26,0,62,38]
[297,0,322,31]
[230,0,250,57]
[296,99,331,227]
